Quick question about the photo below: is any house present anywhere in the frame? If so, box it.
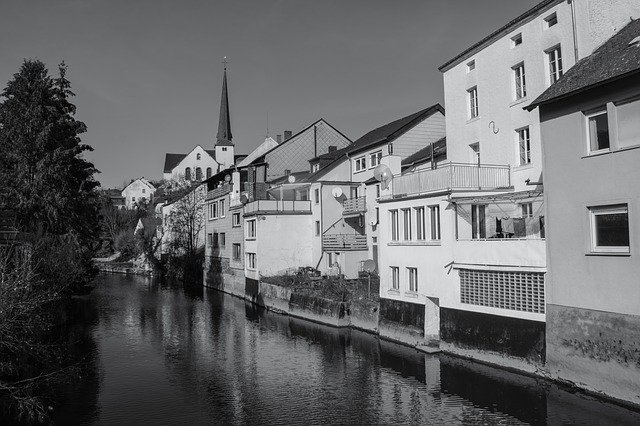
[159,182,208,256]
[162,66,238,182]
[526,18,640,406]
[375,0,640,366]
[121,178,156,209]
[102,188,126,210]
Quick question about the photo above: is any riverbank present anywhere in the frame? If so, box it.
[94,261,156,276]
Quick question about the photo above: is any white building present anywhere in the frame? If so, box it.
[121,177,156,209]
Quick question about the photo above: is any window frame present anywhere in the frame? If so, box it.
[429,205,441,240]
[588,204,630,254]
[407,267,418,292]
[232,243,241,261]
[390,266,400,290]
[247,219,256,239]
[314,188,320,204]
[315,220,321,236]
[232,212,241,227]
[546,45,563,85]
[415,207,426,240]
[585,108,610,154]
[466,60,475,72]
[247,252,256,269]
[390,209,399,241]
[402,208,412,241]
[219,199,225,218]
[219,232,226,248]
[517,127,532,165]
[544,12,558,29]
[468,86,479,119]
[369,151,383,169]
[512,62,526,100]
[511,33,522,47]
[354,156,367,173]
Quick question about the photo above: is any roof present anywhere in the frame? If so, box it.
[237,137,279,168]
[309,146,350,163]
[527,18,640,110]
[269,171,311,185]
[346,104,444,156]
[122,177,155,193]
[216,68,233,145]
[163,147,217,173]
[215,139,234,147]
[401,137,447,167]
[438,0,560,72]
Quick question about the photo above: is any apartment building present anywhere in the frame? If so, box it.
[528,19,640,406]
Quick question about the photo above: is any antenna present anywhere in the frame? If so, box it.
[222,56,228,71]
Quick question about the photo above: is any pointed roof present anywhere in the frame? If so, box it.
[216,66,233,145]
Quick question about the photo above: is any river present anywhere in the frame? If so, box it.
[46,273,640,425]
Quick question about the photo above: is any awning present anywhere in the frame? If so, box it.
[449,190,543,204]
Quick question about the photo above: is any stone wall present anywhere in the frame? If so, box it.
[378,298,426,346]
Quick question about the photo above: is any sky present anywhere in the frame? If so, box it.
[0,0,539,188]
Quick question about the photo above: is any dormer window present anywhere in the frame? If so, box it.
[312,163,320,173]
[197,153,201,160]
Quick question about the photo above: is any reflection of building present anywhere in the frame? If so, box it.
[528,19,640,406]
[121,177,156,209]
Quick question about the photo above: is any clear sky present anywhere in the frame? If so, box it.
[0,0,539,188]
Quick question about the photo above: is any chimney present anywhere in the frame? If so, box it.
[284,130,292,140]
[328,145,337,152]
[277,134,282,143]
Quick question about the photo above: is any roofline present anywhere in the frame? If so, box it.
[304,153,350,182]
[122,177,155,192]
[525,69,640,111]
[438,0,561,72]
[347,104,445,156]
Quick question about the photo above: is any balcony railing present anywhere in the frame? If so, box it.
[244,199,312,215]
[322,234,367,251]
[392,162,511,198]
[343,196,366,216]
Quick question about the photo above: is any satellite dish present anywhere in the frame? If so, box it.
[240,193,249,204]
[369,218,378,226]
[331,187,343,198]
[363,259,376,273]
[224,174,231,182]
[373,164,393,190]
[288,174,296,183]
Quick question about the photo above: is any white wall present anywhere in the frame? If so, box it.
[122,179,155,209]
[168,146,219,182]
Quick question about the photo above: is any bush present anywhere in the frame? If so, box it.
[113,229,138,261]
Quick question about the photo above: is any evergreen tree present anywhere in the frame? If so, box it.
[0,59,100,243]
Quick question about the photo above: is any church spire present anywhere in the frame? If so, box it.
[216,57,232,145]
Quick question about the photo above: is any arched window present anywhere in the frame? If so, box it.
[185,167,191,181]
[196,167,202,181]
[206,167,212,179]
[197,153,201,160]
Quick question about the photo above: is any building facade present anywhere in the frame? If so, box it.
[121,177,156,209]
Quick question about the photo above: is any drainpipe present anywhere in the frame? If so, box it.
[569,0,579,62]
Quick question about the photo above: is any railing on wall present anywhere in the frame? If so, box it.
[343,196,366,216]
[322,234,367,251]
[244,199,312,214]
[392,162,511,198]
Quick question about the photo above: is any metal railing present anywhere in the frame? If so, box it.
[343,196,366,216]
[392,162,511,198]
[322,234,368,251]
[244,199,312,214]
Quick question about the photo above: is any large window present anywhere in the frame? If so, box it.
[247,219,256,239]
[369,151,382,168]
[429,205,441,240]
[354,156,367,172]
[547,46,563,84]
[589,205,630,253]
[402,208,412,241]
[586,109,610,153]
[232,243,241,261]
[513,63,526,100]
[390,266,399,290]
[390,210,399,241]
[471,205,486,239]
[247,253,256,269]
[415,207,426,240]
[518,127,531,165]
[407,267,418,292]
[468,86,479,119]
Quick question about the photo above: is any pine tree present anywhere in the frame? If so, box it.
[0,59,100,243]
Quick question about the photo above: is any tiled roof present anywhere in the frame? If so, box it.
[163,153,186,173]
[401,137,447,167]
[438,0,560,72]
[309,146,350,163]
[270,171,311,185]
[528,18,640,110]
[346,104,444,156]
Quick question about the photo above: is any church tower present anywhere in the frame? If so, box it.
[214,59,235,170]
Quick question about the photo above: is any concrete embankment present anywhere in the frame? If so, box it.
[95,261,155,276]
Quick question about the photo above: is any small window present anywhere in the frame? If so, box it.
[511,33,522,47]
[232,212,241,227]
[220,233,226,248]
[212,202,218,219]
[586,109,610,153]
[547,46,563,84]
[402,208,412,241]
[415,207,426,240]
[219,199,225,217]
[429,205,441,240]
[521,202,533,217]
[466,60,475,72]
[471,205,486,239]
[369,151,382,168]
[222,147,228,151]
[284,169,291,176]
[354,156,366,172]
[315,221,321,236]
[247,252,256,269]
[376,184,380,199]
[544,12,558,28]
[312,163,320,173]
[375,207,379,224]
[132,197,135,202]
[390,210,399,241]
[468,86,479,119]
[513,62,526,100]
[247,219,256,238]
[197,153,201,160]
[589,205,629,253]
[233,243,241,261]
[391,266,399,290]
[207,233,213,246]
[314,188,320,204]
[517,127,531,165]
[407,267,418,292]
[142,188,146,194]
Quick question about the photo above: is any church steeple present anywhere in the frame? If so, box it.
[216,58,232,145]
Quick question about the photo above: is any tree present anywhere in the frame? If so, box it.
[0,59,100,244]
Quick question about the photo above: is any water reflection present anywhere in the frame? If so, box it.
[48,275,640,425]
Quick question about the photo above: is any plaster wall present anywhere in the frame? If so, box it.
[122,179,155,209]
[166,145,219,182]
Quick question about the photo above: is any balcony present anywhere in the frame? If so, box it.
[343,196,366,217]
[243,199,311,215]
[243,182,270,202]
[392,162,511,198]
[322,234,367,251]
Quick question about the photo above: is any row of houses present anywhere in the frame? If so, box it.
[158,0,640,407]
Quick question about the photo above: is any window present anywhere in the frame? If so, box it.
[429,205,441,240]
[354,156,366,172]
[132,197,135,202]
[315,221,321,236]
[544,12,558,28]
[369,151,382,168]
[206,167,212,179]
[471,205,486,239]
[376,184,380,198]
[284,169,291,175]
[616,98,640,148]
[547,46,563,84]
[589,205,630,253]
[142,188,146,194]
[314,188,320,204]
[511,33,522,47]
[513,63,526,100]
[460,269,545,313]
[232,212,241,227]
[212,233,219,247]
[521,202,533,217]
[469,142,480,164]
[219,232,226,248]
[185,167,191,181]
[375,207,379,225]
[402,208,412,241]
[390,210,399,241]
[222,147,228,151]
[586,109,610,153]
[327,252,339,267]
[233,243,241,261]
[415,207,426,240]
[390,267,399,290]
[468,86,479,119]
[209,201,218,219]
[219,199,225,217]
[247,219,256,238]
[466,60,475,72]
[407,267,418,292]
[207,233,213,246]
[247,253,256,269]
[197,153,201,160]
[518,127,531,165]
[312,163,320,173]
